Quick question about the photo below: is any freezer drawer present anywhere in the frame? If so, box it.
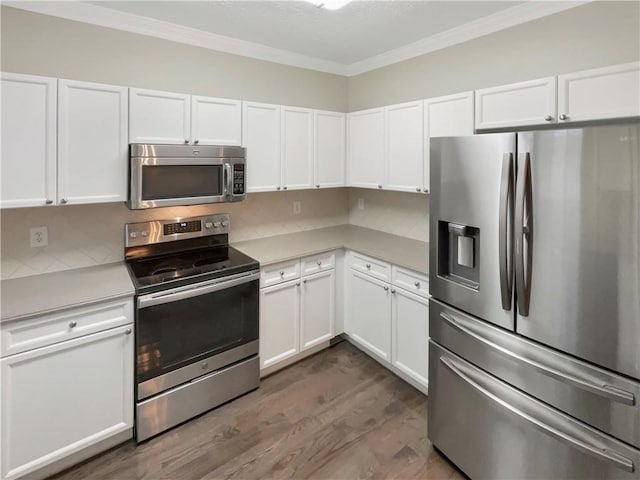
[430,298,640,449]
[429,341,640,480]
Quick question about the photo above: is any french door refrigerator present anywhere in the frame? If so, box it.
[428,122,640,480]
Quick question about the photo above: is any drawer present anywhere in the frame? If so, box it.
[392,265,429,298]
[260,259,300,288]
[349,251,390,282]
[1,298,133,357]
[301,251,335,276]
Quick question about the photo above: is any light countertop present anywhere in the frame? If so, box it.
[233,225,428,274]
[1,262,135,324]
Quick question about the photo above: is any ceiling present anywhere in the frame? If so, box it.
[8,1,586,75]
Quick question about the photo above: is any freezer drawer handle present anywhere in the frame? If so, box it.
[440,355,635,473]
[439,311,636,406]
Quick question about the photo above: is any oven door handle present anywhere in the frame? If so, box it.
[138,270,260,308]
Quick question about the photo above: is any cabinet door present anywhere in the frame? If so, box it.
[281,106,314,190]
[243,102,281,192]
[391,287,429,388]
[129,88,190,144]
[301,270,334,350]
[1,325,134,480]
[347,270,391,361]
[58,80,128,205]
[423,91,474,193]
[475,77,557,129]
[191,96,242,145]
[314,110,345,188]
[348,108,385,189]
[385,101,423,193]
[1,72,57,208]
[558,62,640,123]
[259,280,300,369]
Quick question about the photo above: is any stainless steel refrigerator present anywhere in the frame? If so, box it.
[428,122,640,479]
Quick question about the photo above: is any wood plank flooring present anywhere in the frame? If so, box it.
[51,341,463,480]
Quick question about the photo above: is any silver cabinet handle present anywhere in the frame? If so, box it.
[45,200,53,205]
[283,186,288,190]
[378,184,382,189]
[125,328,132,335]
[416,187,421,192]
[279,271,285,276]
[391,289,396,294]
[423,188,429,193]
[544,115,553,122]
[296,282,300,287]
[303,279,307,284]
[184,139,189,144]
[194,139,199,144]
[414,281,420,287]
[317,261,321,266]
[383,286,389,291]
[559,114,568,121]
[68,321,77,328]
[277,186,281,191]
[439,311,636,406]
[365,263,371,269]
[316,184,320,188]
[60,198,68,204]
[439,355,635,473]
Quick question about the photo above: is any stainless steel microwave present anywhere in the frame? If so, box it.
[128,144,246,210]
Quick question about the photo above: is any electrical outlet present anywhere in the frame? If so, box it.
[30,226,48,248]
[357,198,365,210]
[293,201,301,215]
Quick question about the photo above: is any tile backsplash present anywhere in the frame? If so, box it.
[1,188,429,280]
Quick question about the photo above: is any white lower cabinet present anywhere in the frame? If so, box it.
[391,287,429,387]
[259,255,337,373]
[347,270,391,361]
[1,321,133,480]
[260,279,300,369]
[300,270,335,350]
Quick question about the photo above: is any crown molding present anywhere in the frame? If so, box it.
[4,1,350,76]
[346,1,590,76]
[6,1,590,78]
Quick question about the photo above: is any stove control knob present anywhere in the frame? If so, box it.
[221,221,229,227]
[213,221,221,228]
[205,222,213,229]
[141,231,148,237]
[129,232,138,239]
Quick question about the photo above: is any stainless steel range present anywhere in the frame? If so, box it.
[125,213,260,441]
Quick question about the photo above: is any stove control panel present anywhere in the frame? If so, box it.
[125,214,230,248]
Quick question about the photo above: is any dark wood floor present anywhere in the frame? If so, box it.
[52,341,462,480]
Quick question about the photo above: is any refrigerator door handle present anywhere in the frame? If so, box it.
[440,355,635,473]
[439,311,636,406]
[499,153,514,310]
[515,152,533,316]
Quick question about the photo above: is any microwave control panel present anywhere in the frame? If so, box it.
[233,164,245,195]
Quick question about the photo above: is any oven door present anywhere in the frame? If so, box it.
[135,270,260,400]
[129,157,229,209]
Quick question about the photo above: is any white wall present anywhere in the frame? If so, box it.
[348,1,640,111]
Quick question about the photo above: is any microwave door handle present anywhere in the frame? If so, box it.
[224,163,233,198]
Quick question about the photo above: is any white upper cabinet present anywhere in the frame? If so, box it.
[243,102,281,192]
[385,101,424,193]
[348,108,385,189]
[557,62,640,123]
[475,76,557,130]
[129,88,191,144]
[423,91,474,193]
[281,106,314,190]
[58,80,128,205]
[314,110,345,188]
[1,73,57,208]
[191,96,242,145]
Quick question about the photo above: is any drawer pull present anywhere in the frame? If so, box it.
[317,261,322,266]
[296,282,300,287]
[391,289,396,294]
[383,286,389,292]
[414,281,420,287]
[125,328,132,335]
[303,279,307,284]
[366,263,371,269]
[279,271,284,276]
[68,321,77,328]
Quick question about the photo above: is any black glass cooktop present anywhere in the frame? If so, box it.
[127,245,259,293]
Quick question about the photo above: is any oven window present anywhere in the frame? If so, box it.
[136,278,258,384]
[141,165,222,200]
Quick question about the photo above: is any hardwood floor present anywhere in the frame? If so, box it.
[51,341,463,480]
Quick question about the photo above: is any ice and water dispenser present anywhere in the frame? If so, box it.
[438,221,480,290]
